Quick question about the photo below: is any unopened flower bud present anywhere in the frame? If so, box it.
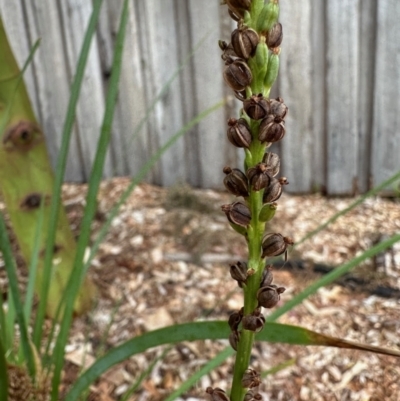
[243,93,270,120]
[227,118,252,148]
[258,115,286,143]
[247,163,272,191]
[262,152,280,177]
[242,369,261,388]
[223,166,249,197]
[267,22,283,49]
[256,1,280,33]
[206,387,230,401]
[231,27,259,59]
[264,50,280,89]
[258,202,277,222]
[223,57,252,91]
[221,202,251,227]
[257,285,285,308]
[261,233,294,259]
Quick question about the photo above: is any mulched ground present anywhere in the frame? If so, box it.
[2,177,400,400]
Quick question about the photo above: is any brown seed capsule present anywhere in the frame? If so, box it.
[258,115,286,143]
[262,176,288,203]
[232,27,259,59]
[261,233,294,259]
[257,285,285,308]
[223,166,249,197]
[267,22,283,49]
[229,330,241,351]
[244,390,263,401]
[227,118,252,148]
[269,97,288,119]
[219,40,238,61]
[226,0,251,18]
[223,57,252,91]
[233,89,247,101]
[242,309,265,332]
[260,265,274,287]
[243,93,270,120]
[247,163,272,191]
[262,152,280,177]
[242,368,261,388]
[230,261,248,286]
[206,387,230,401]
[221,202,251,227]
[228,308,243,331]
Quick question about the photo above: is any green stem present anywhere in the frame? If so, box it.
[231,142,266,400]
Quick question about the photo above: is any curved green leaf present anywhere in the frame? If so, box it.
[64,320,400,400]
[0,336,8,401]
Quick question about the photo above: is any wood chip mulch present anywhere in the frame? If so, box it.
[2,177,400,400]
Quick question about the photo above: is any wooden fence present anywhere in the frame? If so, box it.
[0,0,399,195]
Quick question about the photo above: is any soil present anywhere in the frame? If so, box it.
[1,177,400,401]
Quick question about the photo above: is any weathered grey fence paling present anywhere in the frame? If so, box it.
[0,0,399,195]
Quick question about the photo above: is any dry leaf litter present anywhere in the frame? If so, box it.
[1,177,400,401]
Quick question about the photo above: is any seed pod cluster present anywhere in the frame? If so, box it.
[242,308,265,332]
[242,368,261,388]
[217,1,289,397]
[247,163,272,191]
[258,97,288,143]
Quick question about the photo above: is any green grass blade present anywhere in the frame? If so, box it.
[161,231,400,392]
[50,1,128,399]
[261,358,296,378]
[0,274,8,350]
[24,201,45,321]
[64,320,400,400]
[0,214,35,377]
[267,232,400,322]
[295,170,400,247]
[0,335,8,401]
[33,0,104,347]
[120,347,172,401]
[163,347,234,401]
[86,100,225,270]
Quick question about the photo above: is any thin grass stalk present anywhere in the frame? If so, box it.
[120,347,172,401]
[295,170,400,247]
[173,232,400,395]
[50,1,128,398]
[24,201,45,322]
[0,214,35,377]
[32,0,103,347]
[266,231,400,322]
